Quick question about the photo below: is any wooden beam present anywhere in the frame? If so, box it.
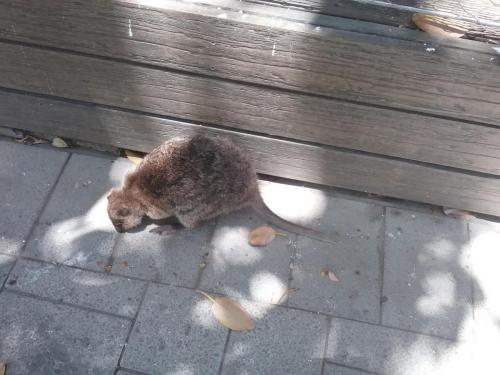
[1,42,500,175]
[0,0,498,126]
[2,89,500,216]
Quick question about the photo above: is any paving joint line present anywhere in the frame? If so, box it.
[3,288,132,321]
[0,152,71,294]
[320,315,333,375]
[323,360,384,375]
[114,366,151,375]
[284,233,298,307]
[378,206,387,325]
[116,282,151,371]
[217,329,232,375]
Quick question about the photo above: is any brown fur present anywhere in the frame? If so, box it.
[107,135,329,241]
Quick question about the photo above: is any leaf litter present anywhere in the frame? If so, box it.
[124,149,145,165]
[248,226,287,246]
[320,267,339,282]
[196,290,255,331]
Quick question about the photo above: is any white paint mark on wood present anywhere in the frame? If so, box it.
[272,42,276,56]
[128,19,133,37]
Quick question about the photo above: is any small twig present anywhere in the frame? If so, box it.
[276,287,299,305]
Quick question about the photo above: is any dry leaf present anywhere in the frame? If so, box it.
[124,149,145,165]
[17,135,47,145]
[197,290,255,331]
[0,361,5,375]
[412,14,466,38]
[443,207,475,220]
[248,226,276,246]
[320,267,339,282]
[52,137,69,148]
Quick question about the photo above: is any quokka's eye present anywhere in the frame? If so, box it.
[117,208,130,216]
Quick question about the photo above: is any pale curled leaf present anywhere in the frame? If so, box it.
[124,149,145,165]
[412,14,466,38]
[443,207,475,220]
[197,290,255,331]
[0,361,5,375]
[248,226,276,246]
[51,137,69,148]
[320,267,339,282]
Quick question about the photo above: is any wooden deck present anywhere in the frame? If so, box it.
[1,0,500,215]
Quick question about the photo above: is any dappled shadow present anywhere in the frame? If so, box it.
[0,142,497,374]
[1,0,499,374]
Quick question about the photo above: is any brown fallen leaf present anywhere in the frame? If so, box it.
[442,207,475,220]
[17,135,47,145]
[0,361,5,375]
[412,14,466,38]
[320,267,339,282]
[52,137,69,148]
[197,290,255,331]
[248,226,276,246]
[124,149,145,165]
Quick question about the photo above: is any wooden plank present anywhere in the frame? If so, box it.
[0,0,499,126]
[245,0,413,26]
[2,42,500,175]
[2,89,500,216]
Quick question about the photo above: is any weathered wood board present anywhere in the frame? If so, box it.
[1,42,500,175]
[0,0,499,127]
[3,89,500,216]
[1,0,500,215]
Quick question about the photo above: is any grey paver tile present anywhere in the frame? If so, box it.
[259,180,383,234]
[323,363,374,375]
[199,208,291,304]
[0,141,67,255]
[7,259,147,317]
[0,254,15,286]
[111,223,213,287]
[326,317,471,375]
[23,154,134,271]
[0,291,129,374]
[221,300,327,375]
[469,221,500,369]
[121,283,227,375]
[288,198,383,322]
[382,208,471,339]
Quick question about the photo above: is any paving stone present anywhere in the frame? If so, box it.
[6,259,146,317]
[0,140,67,255]
[469,221,500,371]
[221,300,327,375]
[0,291,129,374]
[199,208,291,304]
[288,198,383,322]
[382,208,471,339]
[323,363,373,375]
[326,317,472,375]
[111,222,213,287]
[259,181,383,234]
[121,283,227,374]
[0,254,15,286]
[23,154,134,271]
